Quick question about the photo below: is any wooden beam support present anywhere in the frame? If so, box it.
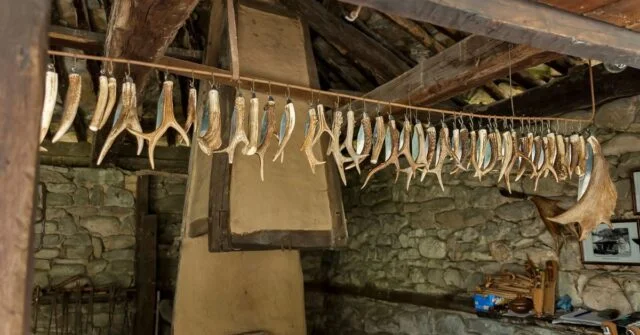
[0,1,49,333]
[340,0,640,69]
[41,142,190,173]
[351,35,559,111]
[312,37,375,92]
[281,0,410,84]
[96,0,199,166]
[104,0,200,90]
[466,64,640,118]
[134,176,157,335]
[49,25,204,61]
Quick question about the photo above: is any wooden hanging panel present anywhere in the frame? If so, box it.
[213,1,346,249]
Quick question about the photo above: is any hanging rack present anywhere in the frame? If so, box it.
[47,49,591,125]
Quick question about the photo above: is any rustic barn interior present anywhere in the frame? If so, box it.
[3,0,640,334]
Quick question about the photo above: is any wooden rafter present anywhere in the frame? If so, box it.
[349,35,559,112]
[41,142,190,173]
[94,0,199,166]
[340,0,640,69]
[281,0,410,84]
[49,25,204,61]
[466,64,640,118]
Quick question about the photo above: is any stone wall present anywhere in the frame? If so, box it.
[33,166,186,334]
[35,166,137,289]
[304,96,640,334]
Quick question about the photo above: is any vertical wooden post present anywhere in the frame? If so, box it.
[0,1,50,333]
[227,0,239,80]
[135,176,157,334]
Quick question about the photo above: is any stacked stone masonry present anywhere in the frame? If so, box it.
[33,166,186,334]
[303,96,640,334]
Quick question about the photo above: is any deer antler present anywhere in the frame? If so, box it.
[52,72,82,143]
[128,80,190,169]
[548,136,617,240]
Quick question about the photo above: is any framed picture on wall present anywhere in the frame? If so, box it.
[632,170,640,215]
[581,220,640,265]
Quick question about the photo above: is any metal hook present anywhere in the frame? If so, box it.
[344,5,362,22]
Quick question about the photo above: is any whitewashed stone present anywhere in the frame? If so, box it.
[40,168,70,183]
[79,216,121,236]
[537,231,556,249]
[34,271,49,288]
[595,96,639,131]
[102,249,135,261]
[49,264,85,278]
[488,241,512,263]
[73,187,89,205]
[418,237,447,259]
[87,260,107,274]
[602,133,640,156]
[104,187,135,207]
[92,237,103,258]
[582,276,633,314]
[65,245,93,259]
[62,233,92,246]
[102,236,136,250]
[443,268,462,287]
[409,268,426,284]
[34,259,51,271]
[34,248,60,259]
[46,183,77,194]
[73,168,124,186]
[559,241,582,271]
[433,313,466,334]
[495,201,536,222]
[47,193,73,206]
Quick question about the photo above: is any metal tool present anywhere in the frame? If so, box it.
[85,285,94,334]
[107,285,116,335]
[74,283,82,334]
[32,285,41,333]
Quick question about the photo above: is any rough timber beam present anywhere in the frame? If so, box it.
[0,1,50,332]
[466,64,640,118]
[340,0,640,69]
[48,25,203,61]
[104,0,200,90]
[281,0,410,84]
[95,0,199,165]
[350,34,559,112]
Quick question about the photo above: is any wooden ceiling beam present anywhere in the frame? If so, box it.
[465,64,640,118]
[94,0,199,166]
[340,0,640,69]
[104,0,199,89]
[349,34,559,112]
[49,25,203,61]
[41,142,189,174]
[280,0,410,85]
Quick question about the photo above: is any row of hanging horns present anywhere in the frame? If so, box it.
[47,50,596,125]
